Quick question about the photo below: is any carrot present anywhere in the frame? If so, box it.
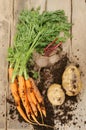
[36,103,44,123]
[27,78,46,117]
[26,79,46,122]
[26,79,37,105]
[27,90,38,117]
[30,91,45,117]
[8,68,33,123]
[29,78,43,103]
[25,79,32,88]
[26,79,46,118]
[8,68,53,127]
[40,106,46,117]
[25,79,38,116]
[29,91,37,105]
[8,68,20,106]
[31,113,54,128]
[17,106,31,123]
[10,81,20,105]
[18,76,31,118]
[8,67,14,80]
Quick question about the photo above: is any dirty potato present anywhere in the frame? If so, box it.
[62,65,82,96]
[47,84,65,106]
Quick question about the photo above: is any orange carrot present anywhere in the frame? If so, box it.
[25,79,46,122]
[25,79,32,89]
[8,67,14,80]
[10,81,20,106]
[8,68,20,106]
[8,68,53,127]
[18,76,31,118]
[8,68,32,123]
[40,106,46,117]
[25,79,38,116]
[26,78,46,117]
[27,90,38,117]
[29,92,37,105]
[29,78,43,103]
[17,106,31,123]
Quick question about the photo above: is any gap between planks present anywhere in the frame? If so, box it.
[70,0,73,45]
[6,0,14,130]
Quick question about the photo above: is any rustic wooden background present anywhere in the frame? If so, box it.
[0,0,86,130]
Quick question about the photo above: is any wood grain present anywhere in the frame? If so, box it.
[0,0,86,129]
[10,0,31,44]
[72,0,86,67]
[7,1,32,129]
[30,0,46,13]
[71,1,86,129]
[0,0,11,129]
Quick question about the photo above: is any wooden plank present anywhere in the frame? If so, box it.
[30,0,46,13]
[47,0,71,17]
[13,0,31,27]
[7,1,86,130]
[7,0,32,129]
[72,1,86,129]
[0,0,11,130]
[72,0,86,69]
[11,0,31,43]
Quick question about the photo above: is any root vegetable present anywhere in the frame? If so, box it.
[8,68,35,124]
[62,65,82,96]
[25,79,46,117]
[29,78,46,117]
[18,76,32,118]
[25,79,38,117]
[49,54,60,64]
[29,78,44,104]
[33,51,60,68]
[33,52,49,67]
[47,84,65,106]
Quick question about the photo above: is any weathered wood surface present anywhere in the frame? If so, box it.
[0,0,86,130]
[71,1,86,129]
[0,0,12,130]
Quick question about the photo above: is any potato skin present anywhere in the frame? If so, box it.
[47,84,65,106]
[62,65,82,96]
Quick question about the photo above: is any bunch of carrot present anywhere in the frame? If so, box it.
[8,67,53,127]
[7,9,71,128]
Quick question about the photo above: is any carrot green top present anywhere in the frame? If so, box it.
[8,9,72,82]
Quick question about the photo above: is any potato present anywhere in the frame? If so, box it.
[62,65,82,96]
[47,84,65,106]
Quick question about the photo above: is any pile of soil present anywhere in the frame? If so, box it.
[33,54,78,130]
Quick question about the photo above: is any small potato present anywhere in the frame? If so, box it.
[47,84,65,106]
[62,65,82,96]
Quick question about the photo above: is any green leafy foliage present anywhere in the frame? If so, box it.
[8,9,72,81]
[31,71,39,80]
